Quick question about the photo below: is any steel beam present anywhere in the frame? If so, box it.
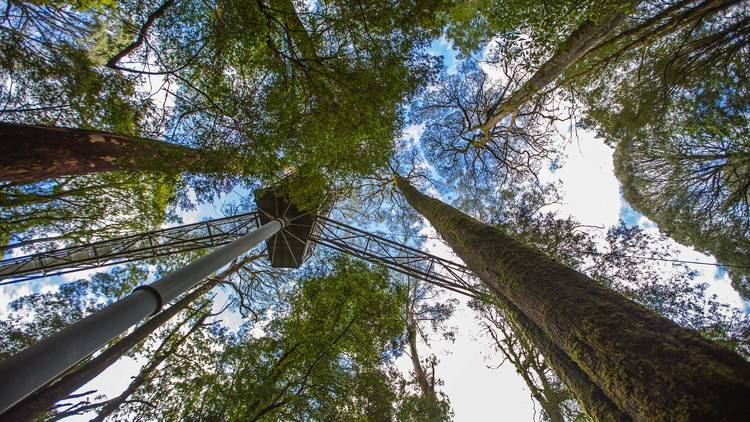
[0,212,260,284]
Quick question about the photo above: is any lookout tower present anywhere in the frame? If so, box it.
[254,182,333,268]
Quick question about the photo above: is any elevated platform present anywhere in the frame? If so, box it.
[254,184,333,268]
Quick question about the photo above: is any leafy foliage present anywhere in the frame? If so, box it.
[0,172,180,250]
[0,1,148,133]
[103,256,413,421]
[579,1,750,297]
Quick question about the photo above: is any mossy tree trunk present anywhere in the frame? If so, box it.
[490,295,628,421]
[0,122,228,184]
[396,175,750,420]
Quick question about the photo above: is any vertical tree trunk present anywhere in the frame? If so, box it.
[89,312,208,422]
[396,175,750,420]
[0,122,225,183]
[1,266,227,421]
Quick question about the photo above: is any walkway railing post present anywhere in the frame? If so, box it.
[0,218,285,414]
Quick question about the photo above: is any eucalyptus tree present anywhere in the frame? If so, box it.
[401,277,455,422]
[413,60,565,189]
[475,210,749,421]
[2,1,448,203]
[416,0,750,302]
[582,6,750,297]
[395,174,750,420]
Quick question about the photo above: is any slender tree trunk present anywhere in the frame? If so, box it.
[2,280,219,421]
[395,175,750,420]
[582,0,740,68]
[0,122,226,184]
[90,312,208,422]
[406,316,433,400]
[270,0,323,68]
[406,310,446,420]
[478,0,739,139]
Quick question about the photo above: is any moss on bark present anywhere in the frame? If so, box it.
[490,295,629,421]
[396,175,750,421]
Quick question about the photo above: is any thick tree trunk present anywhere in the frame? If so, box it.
[396,175,750,420]
[0,122,225,184]
[491,295,628,421]
[89,312,208,422]
[2,280,217,421]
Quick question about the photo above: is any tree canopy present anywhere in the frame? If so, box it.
[2,0,750,420]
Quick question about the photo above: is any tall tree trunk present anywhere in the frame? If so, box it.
[395,175,750,420]
[406,312,434,401]
[0,251,248,422]
[475,2,638,138]
[491,296,628,421]
[269,0,324,70]
[0,122,226,184]
[477,0,739,139]
[89,311,208,422]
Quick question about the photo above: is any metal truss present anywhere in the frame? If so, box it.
[307,216,484,298]
[0,213,260,285]
[0,213,484,298]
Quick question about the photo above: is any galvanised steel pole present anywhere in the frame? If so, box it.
[0,218,285,414]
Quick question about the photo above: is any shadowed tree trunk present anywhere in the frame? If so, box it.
[0,122,227,184]
[488,295,628,421]
[395,175,750,420]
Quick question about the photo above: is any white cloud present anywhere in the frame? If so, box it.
[540,131,621,228]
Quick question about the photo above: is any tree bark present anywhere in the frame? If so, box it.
[406,307,440,412]
[395,175,750,420]
[489,295,628,421]
[0,122,226,184]
[2,280,218,421]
